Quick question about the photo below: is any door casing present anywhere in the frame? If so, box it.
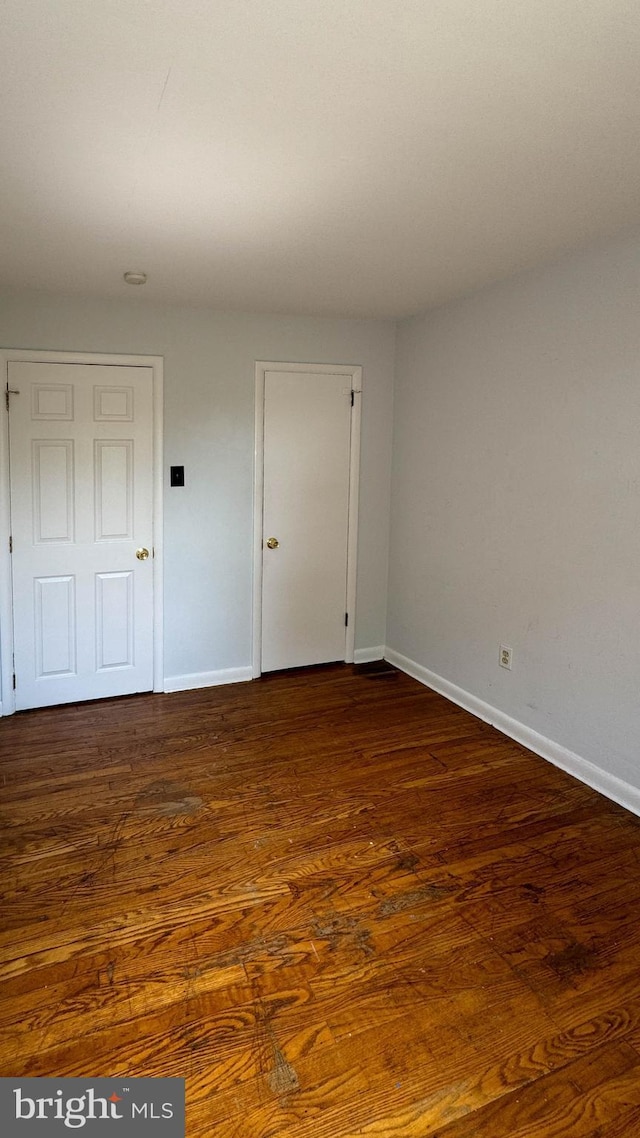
[0,349,164,715]
[253,360,362,678]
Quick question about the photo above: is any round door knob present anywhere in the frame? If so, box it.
[136,547,150,560]
[266,537,279,549]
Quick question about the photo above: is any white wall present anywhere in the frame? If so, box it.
[388,229,640,789]
[0,293,395,693]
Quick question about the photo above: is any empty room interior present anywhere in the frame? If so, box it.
[2,1,640,1135]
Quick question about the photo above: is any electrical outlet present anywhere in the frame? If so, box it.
[499,645,512,670]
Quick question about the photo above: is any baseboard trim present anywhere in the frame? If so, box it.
[164,667,253,694]
[354,645,385,664]
[384,647,640,819]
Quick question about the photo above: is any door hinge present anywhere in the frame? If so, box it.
[350,390,354,407]
[5,387,19,411]
[8,535,12,554]
[12,673,16,690]
[345,612,349,627]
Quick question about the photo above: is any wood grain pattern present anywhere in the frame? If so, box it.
[2,662,640,1135]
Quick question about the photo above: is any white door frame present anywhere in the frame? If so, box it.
[0,349,164,716]
[252,360,362,679]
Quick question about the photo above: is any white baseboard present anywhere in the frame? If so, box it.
[384,647,640,819]
[164,666,253,694]
[354,645,385,664]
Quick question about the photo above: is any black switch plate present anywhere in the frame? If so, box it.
[170,465,185,487]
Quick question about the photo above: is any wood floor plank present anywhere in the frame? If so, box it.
[2,663,640,1136]
[422,1042,640,1138]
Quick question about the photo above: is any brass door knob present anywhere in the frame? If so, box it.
[136,547,150,560]
[266,537,279,549]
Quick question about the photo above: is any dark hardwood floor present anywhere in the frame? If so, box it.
[2,663,640,1136]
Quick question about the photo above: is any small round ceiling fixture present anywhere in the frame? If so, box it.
[123,271,148,286]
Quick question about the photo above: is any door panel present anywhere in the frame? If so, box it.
[34,575,76,677]
[261,370,352,673]
[94,440,133,540]
[32,440,75,542]
[96,571,134,669]
[9,361,154,709]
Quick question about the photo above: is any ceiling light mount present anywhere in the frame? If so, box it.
[123,271,148,286]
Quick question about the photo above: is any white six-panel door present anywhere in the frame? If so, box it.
[261,369,353,673]
[9,361,154,709]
